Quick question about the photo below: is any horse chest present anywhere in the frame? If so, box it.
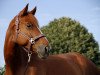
[26,67,37,75]
[14,66,45,75]
[26,66,46,75]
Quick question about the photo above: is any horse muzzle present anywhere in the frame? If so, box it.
[36,44,51,59]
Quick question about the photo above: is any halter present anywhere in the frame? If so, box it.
[15,15,45,75]
[15,15,45,45]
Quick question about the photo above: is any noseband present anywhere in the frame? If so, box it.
[15,15,45,75]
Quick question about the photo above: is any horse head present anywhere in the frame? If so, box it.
[8,4,50,59]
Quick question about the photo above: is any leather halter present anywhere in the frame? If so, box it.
[15,15,45,45]
[15,15,45,74]
[15,15,45,52]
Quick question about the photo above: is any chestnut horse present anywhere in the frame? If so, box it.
[4,4,100,75]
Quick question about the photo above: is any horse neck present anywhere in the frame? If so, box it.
[4,27,15,64]
[6,43,43,75]
[13,44,28,65]
[4,19,15,59]
[10,44,41,66]
[4,19,27,65]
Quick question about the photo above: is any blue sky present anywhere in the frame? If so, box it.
[0,0,100,67]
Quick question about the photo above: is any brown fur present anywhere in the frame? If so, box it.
[4,4,100,75]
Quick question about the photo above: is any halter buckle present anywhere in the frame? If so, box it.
[30,38,35,44]
[28,52,32,63]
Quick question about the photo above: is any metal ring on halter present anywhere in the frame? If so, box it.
[28,52,32,63]
[30,38,35,44]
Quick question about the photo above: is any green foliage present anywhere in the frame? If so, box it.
[0,66,5,75]
[41,17,100,66]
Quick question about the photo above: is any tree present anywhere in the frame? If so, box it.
[41,17,100,66]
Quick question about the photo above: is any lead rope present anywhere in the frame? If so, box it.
[23,53,32,75]
[23,42,32,75]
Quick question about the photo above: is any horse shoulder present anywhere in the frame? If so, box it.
[44,52,99,75]
[66,52,99,75]
[43,54,82,75]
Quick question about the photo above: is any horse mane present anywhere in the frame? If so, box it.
[4,19,28,73]
[4,16,24,65]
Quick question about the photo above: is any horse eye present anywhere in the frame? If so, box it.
[26,23,33,29]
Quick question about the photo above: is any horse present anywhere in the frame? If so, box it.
[4,4,100,75]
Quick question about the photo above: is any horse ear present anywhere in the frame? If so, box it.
[30,7,37,15]
[19,4,29,16]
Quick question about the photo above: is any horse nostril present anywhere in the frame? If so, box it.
[45,46,48,53]
[45,46,51,53]
[45,46,50,53]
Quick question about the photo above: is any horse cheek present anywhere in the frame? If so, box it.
[17,35,28,45]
